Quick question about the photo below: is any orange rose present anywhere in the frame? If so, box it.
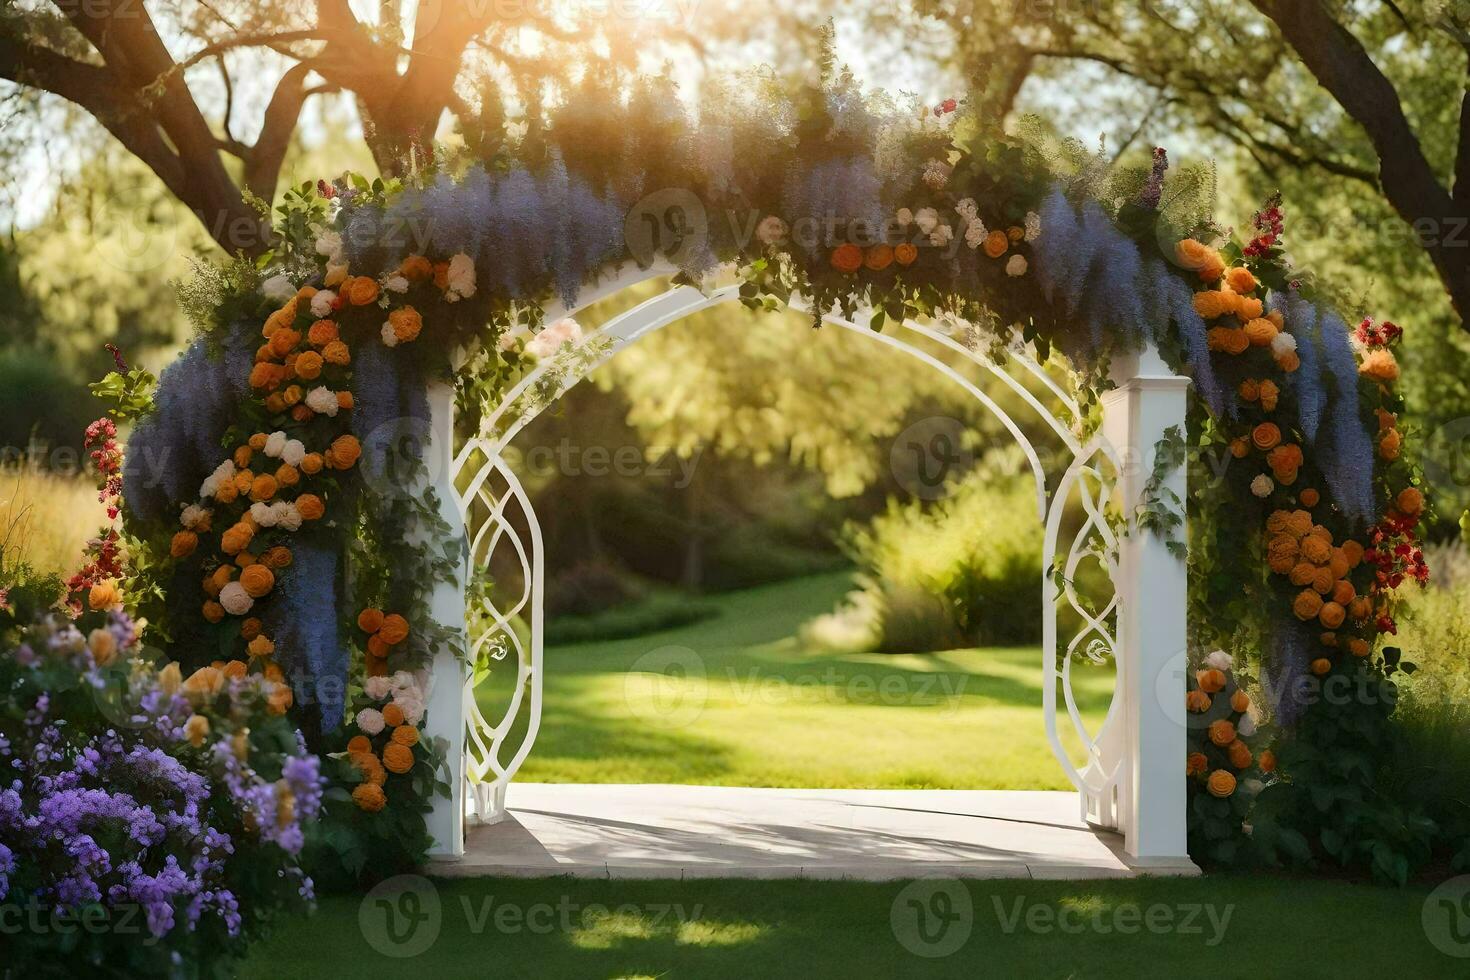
[337,392,354,410]
[378,613,409,645]
[1284,510,1313,537]
[328,434,361,469]
[1348,596,1373,622]
[241,617,262,640]
[1379,428,1402,460]
[983,230,1009,258]
[432,262,450,289]
[221,523,255,556]
[382,702,405,727]
[308,319,339,347]
[300,453,324,476]
[1258,380,1279,411]
[894,242,918,266]
[1277,351,1301,372]
[391,725,420,747]
[1292,589,1324,621]
[268,328,301,359]
[1251,423,1281,451]
[1235,295,1264,321]
[249,474,278,503]
[1348,638,1370,658]
[1299,488,1320,508]
[322,340,351,365]
[1267,535,1299,564]
[1230,438,1249,458]
[202,600,226,624]
[1331,579,1356,606]
[347,735,372,755]
[275,463,300,488]
[358,608,385,634]
[1225,266,1257,294]
[1319,601,1346,629]
[1206,327,1249,355]
[367,634,391,659]
[170,530,198,559]
[400,255,433,281]
[261,546,293,569]
[1359,349,1399,383]
[1311,568,1335,596]
[240,564,275,599]
[295,350,323,381]
[829,243,863,273]
[1310,657,1332,676]
[1208,719,1236,746]
[295,494,325,520]
[1186,690,1212,712]
[382,741,414,774]
[1197,669,1226,693]
[388,307,423,344]
[1395,487,1424,515]
[1187,752,1208,776]
[249,362,282,390]
[863,244,894,271]
[1288,562,1315,587]
[1227,740,1253,770]
[1244,318,1278,346]
[1207,770,1237,798]
[1230,690,1250,713]
[1238,379,1260,402]
[283,385,303,407]
[247,635,275,658]
[291,404,313,423]
[352,783,386,812]
[1259,750,1276,773]
[346,276,380,306]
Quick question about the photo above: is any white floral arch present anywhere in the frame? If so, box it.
[415,260,1194,870]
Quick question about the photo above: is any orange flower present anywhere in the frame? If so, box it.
[1379,428,1402,460]
[1258,380,1279,411]
[1206,327,1249,355]
[249,362,282,390]
[1235,294,1264,321]
[1359,349,1399,383]
[383,703,406,727]
[307,320,339,347]
[1227,740,1253,770]
[1187,752,1209,776]
[261,546,292,570]
[1258,750,1276,773]
[378,613,409,645]
[1192,291,1233,319]
[1206,770,1237,798]
[1288,562,1315,587]
[170,530,198,559]
[1276,351,1301,372]
[337,392,354,410]
[291,404,313,422]
[300,453,324,476]
[391,725,420,747]
[352,783,386,812]
[1186,690,1212,713]
[249,474,278,502]
[829,243,863,273]
[1348,637,1370,658]
[346,735,372,755]
[1225,266,1257,294]
[275,463,300,488]
[382,742,414,774]
[1244,317,1278,346]
[1348,596,1374,622]
[388,307,423,344]
[1310,657,1332,676]
[1266,535,1299,565]
[367,634,391,659]
[1238,379,1260,402]
[1395,487,1424,515]
[1299,488,1320,508]
[1292,589,1324,621]
[432,262,450,289]
[222,659,248,680]
[983,230,1009,258]
[1230,690,1250,713]
[221,523,255,556]
[328,434,361,470]
[322,340,351,366]
[358,608,385,634]
[1331,579,1356,606]
[240,564,275,598]
[1250,422,1281,451]
[894,242,918,266]
[400,255,433,281]
[295,494,325,520]
[295,350,323,381]
[267,681,293,715]
[1285,510,1313,537]
[1310,568,1335,596]
[268,328,301,359]
[241,617,262,640]
[1230,438,1249,459]
[863,244,894,271]
[1318,601,1346,629]
[202,600,226,623]
[247,635,275,658]
[1197,669,1226,694]
[346,276,380,306]
[1208,719,1236,746]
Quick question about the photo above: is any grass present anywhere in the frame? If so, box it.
[0,466,101,578]
[241,874,1454,978]
[474,572,1113,790]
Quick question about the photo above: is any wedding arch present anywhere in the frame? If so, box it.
[116,76,1424,877]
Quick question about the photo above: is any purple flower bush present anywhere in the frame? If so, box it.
[0,595,322,975]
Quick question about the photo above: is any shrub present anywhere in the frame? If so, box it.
[546,560,646,617]
[839,474,1043,652]
[0,349,99,463]
[0,574,321,975]
[545,590,719,645]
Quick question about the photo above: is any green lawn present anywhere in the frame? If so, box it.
[473,572,1114,790]
[242,875,1456,978]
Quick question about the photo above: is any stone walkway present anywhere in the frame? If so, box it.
[436,784,1198,880]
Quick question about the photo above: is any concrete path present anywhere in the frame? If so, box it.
[435,784,1198,880]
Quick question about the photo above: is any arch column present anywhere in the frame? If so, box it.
[424,380,468,860]
[1100,344,1193,867]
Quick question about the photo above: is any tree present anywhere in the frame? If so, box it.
[0,1,706,255]
[890,1,1470,332]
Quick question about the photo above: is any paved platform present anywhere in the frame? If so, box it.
[434,784,1198,880]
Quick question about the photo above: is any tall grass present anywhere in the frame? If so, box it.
[0,466,101,579]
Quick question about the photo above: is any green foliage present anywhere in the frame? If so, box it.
[89,366,157,422]
[1136,424,1187,559]
[841,473,1044,651]
[544,590,719,646]
[0,348,100,459]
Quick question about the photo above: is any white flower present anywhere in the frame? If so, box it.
[384,275,409,294]
[895,208,914,228]
[281,439,306,467]
[1242,777,1265,796]
[394,693,425,726]
[1204,650,1234,672]
[380,321,399,347]
[261,274,296,302]
[954,198,978,220]
[1270,332,1297,356]
[1005,254,1029,277]
[445,253,476,300]
[305,386,339,417]
[273,502,302,532]
[315,230,343,261]
[364,677,394,700]
[325,259,349,285]
[264,431,287,458]
[356,708,385,735]
[219,581,253,616]
[928,224,953,247]
[915,207,939,235]
[755,215,788,245]
[180,504,212,530]
[525,317,583,359]
[391,670,417,691]
[964,220,988,248]
[498,326,530,352]
[310,290,337,318]
[250,502,278,527]
[200,460,236,498]
[1024,210,1042,243]
[921,159,951,189]
[1238,715,1258,737]
[1250,473,1274,498]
